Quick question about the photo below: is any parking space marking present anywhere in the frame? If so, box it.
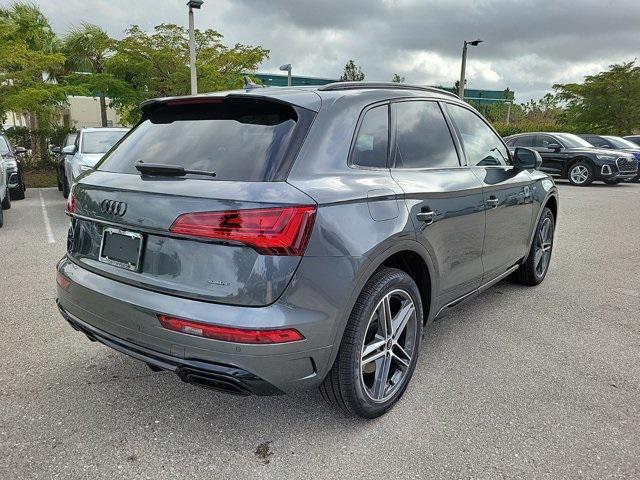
[39,190,55,244]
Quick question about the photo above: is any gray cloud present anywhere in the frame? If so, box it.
[21,0,640,101]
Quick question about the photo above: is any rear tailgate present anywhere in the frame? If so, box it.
[68,173,314,306]
[66,96,317,306]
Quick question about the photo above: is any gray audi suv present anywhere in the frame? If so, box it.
[57,82,559,418]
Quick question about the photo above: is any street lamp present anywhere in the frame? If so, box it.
[458,38,483,100]
[187,0,204,95]
[279,64,292,86]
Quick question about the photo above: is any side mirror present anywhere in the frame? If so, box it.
[62,145,76,155]
[547,143,562,151]
[513,147,542,170]
[14,146,27,155]
[50,145,61,154]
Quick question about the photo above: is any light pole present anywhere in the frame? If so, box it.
[280,64,292,86]
[458,39,483,100]
[187,0,204,95]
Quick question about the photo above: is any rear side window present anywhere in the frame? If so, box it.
[82,131,127,154]
[446,104,509,166]
[351,105,389,168]
[97,100,309,181]
[393,101,459,169]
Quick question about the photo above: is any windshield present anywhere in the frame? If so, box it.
[81,130,127,154]
[603,136,638,149]
[555,133,594,148]
[65,133,78,147]
[0,136,10,154]
[97,100,308,182]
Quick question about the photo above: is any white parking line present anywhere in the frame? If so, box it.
[39,190,55,244]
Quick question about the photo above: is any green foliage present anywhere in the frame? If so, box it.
[391,73,405,83]
[339,60,365,81]
[108,24,269,124]
[554,61,640,134]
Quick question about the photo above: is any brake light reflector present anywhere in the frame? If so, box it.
[169,205,316,256]
[157,315,305,344]
[56,272,71,289]
[66,193,76,214]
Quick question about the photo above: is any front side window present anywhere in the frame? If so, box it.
[446,104,509,166]
[514,136,534,147]
[535,134,559,148]
[352,105,389,168]
[393,101,459,169]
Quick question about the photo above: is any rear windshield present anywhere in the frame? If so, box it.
[97,99,307,181]
[82,130,127,154]
[0,136,10,154]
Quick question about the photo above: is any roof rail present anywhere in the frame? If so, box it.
[317,82,459,98]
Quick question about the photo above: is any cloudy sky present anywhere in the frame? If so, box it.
[19,0,640,101]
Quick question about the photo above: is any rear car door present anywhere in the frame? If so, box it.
[389,100,485,306]
[444,103,534,281]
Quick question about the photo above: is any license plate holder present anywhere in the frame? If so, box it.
[99,227,144,271]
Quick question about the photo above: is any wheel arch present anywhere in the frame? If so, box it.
[563,155,595,177]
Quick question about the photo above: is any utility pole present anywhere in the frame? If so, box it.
[459,39,483,100]
[187,1,204,95]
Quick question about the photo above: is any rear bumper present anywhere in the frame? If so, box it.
[56,256,337,394]
[58,301,283,396]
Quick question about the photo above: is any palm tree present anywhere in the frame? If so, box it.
[63,24,114,127]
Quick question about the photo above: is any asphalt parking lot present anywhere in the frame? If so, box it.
[1,182,639,479]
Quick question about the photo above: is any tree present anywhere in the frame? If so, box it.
[339,60,365,81]
[108,24,269,124]
[391,73,405,83]
[0,2,67,163]
[63,23,118,127]
[554,61,640,134]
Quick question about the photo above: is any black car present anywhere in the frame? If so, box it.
[52,132,78,195]
[0,134,27,200]
[504,132,638,186]
[579,134,640,183]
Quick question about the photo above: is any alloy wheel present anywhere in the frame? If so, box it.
[360,289,418,402]
[570,165,589,184]
[534,217,553,277]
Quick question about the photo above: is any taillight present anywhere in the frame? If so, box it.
[169,205,316,256]
[56,272,71,289]
[66,193,76,214]
[157,315,305,344]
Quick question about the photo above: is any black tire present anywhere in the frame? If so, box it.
[2,188,11,210]
[62,175,69,199]
[320,267,423,418]
[632,175,640,184]
[603,178,622,185]
[513,207,555,286]
[57,171,63,191]
[567,161,594,186]
[10,185,25,200]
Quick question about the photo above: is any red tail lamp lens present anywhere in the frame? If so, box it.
[157,315,304,344]
[169,205,316,256]
[56,272,71,289]
[66,193,76,214]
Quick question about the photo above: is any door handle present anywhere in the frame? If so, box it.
[486,197,499,209]
[416,210,435,225]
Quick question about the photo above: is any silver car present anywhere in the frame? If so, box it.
[63,128,129,185]
[0,147,10,227]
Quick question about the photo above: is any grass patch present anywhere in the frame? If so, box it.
[25,168,58,188]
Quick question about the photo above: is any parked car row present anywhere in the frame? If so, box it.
[0,133,28,227]
[52,127,129,198]
[504,132,640,186]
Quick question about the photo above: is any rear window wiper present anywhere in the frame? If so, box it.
[134,162,216,177]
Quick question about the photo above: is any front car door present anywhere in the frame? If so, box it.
[532,134,568,174]
[389,100,485,306]
[444,103,534,281]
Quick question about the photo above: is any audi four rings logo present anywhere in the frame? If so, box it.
[101,199,127,216]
